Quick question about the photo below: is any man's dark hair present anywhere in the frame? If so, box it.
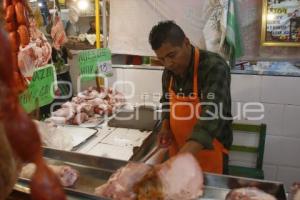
[149,20,186,50]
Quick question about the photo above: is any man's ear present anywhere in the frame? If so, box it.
[183,37,190,48]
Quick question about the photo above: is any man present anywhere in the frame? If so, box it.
[149,21,232,174]
[87,20,96,34]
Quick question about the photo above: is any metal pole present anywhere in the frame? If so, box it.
[101,0,107,48]
[95,0,101,48]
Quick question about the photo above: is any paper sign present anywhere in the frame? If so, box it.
[19,65,56,113]
[78,48,112,81]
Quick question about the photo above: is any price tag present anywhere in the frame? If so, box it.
[19,64,56,113]
[78,48,112,81]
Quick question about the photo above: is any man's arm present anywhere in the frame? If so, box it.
[187,55,231,152]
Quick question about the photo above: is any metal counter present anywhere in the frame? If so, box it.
[12,147,286,200]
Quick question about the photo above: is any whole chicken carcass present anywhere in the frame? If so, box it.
[225,187,277,200]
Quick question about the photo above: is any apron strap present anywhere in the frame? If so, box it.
[193,48,200,95]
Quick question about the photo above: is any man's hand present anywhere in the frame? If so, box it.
[179,140,204,156]
[158,119,173,147]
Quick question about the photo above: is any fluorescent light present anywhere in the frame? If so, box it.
[77,0,89,10]
[38,2,43,7]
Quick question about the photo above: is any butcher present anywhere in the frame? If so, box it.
[149,21,232,174]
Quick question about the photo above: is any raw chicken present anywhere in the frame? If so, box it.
[20,163,79,187]
[95,153,204,200]
[47,87,125,125]
[225,187,277,200]
[72,112,89,125]
[289,183,300,200]
[51,16,67,50]
[52,107,75,120]
[95,162,152,200]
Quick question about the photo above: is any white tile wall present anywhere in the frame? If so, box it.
[232,131,259,147]
[231,75,261,102]
[262,103,284,136]
[263,164,278,181]
[261,76,300,105]
[282,105,300,139]
[232,101,264,124]
[108,68,125,93]
[264,135,300,167]
[229,151,257,165]
[229,160,256,168]
[123,69,162,99]
[277,166,300,189]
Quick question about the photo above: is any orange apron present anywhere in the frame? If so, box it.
[168,48,228,174]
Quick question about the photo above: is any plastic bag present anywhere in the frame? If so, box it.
[34,121,73,151]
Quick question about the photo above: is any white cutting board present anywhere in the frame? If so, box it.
[86,143,134,161]
[101,128,151,147]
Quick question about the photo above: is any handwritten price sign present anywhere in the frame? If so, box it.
[19,64,56,113]
[78,48,112,81]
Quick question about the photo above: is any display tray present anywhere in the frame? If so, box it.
[14,148,287,200]
[108,106,160,131]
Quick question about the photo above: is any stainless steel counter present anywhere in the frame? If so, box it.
[13,148,287,200]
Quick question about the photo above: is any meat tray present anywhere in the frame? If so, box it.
[13,148,287,200]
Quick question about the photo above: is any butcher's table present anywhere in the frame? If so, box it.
[10,148,287,200]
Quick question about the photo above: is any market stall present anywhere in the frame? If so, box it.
[2,0,300,200]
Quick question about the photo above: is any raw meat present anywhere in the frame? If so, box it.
[136,153,204,200]
[47,87,125,125]
[95,162,152,200]
[95,153,204,200]
[20,163,79,187]
[226,187,277,200]
[51,16,67,50]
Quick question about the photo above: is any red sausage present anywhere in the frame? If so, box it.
[8,31,20,52]
[15,2,28,25]
[3,0,12,10]
[17,25,29,47]
[5,5,15,22]
[5,20,17,32]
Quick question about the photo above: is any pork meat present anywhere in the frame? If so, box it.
[95,153,204,200]
[136,153,204,200]
[95,162,152,200]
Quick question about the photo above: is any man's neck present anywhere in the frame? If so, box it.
[179,45,193,79]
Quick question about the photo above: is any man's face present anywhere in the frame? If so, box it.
[154,39,190,75]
